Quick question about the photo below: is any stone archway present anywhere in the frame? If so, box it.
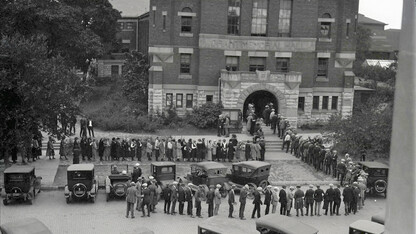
[237,83,287,117]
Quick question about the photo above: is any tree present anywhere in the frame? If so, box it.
[355,25,372,63]
[188,103,223,129]
[122,51,150,107]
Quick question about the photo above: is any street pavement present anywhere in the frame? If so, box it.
[0,189,386,234]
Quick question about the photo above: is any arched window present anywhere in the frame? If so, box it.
[182,7,192,13]
[181,7,193,33]
[319,13,333,39]
[321,13,331,18]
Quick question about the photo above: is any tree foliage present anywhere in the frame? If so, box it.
[122,51,150,107]
[355,25,372,63]
[354,65,396,86]
[188,103,223,129]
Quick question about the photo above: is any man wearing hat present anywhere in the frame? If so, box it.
[286,186,294,216]
[342,184,354,215]
[264,185,272,215]
[163,183,172,214]
[148,178,157,213]
[351,182,360,214]
[194,185,205,218]
[239,185,248,219]
[214,184,222,215]
[228,184,237,218]
[178,183,186,215]
[333,184,342,215]
[279,185,287,215]
[324,184,335,216]
[304,185,314,216]
[141,183,151,217]
[135,177,143,211]
[251,187,263,219]
[337,159,347,186]
[111,165,119,174]
[170,182,178,215]
[357,177,367,209]
[314,185,324,216]
[185,183,194,217]
[206,185,215,217]
[132,163,142,182]
[126,182,138,218]
[294,186,304,217]
[271,187,279,214]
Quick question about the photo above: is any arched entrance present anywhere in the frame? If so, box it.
[243,90,278,120]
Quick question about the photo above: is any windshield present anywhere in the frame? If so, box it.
[6,174,26,182]
[69,171,91,180]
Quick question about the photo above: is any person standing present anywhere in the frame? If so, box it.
[294,186,304,217]
[178,183,186,215]
[264,185,272,215]
[206,140,213,161]
[282,133,291,153]
[217,115,223,137]
[167,139,173,161]
[46,136,56,160]
[228,185,236,218]
[59,136,68,160]
[194,185,205,218]
[92,138,98,161]
[154,137,160,161]
[314,185,324,216]
[251,187,262,219]
[163,184,172,214]
[87,118,94,137]
[271,187,279,214]
[259,139,266,161]
[286,186,294,216]
[331,150,338,178]
[214,184,222,216]
[141,183,151,217]
[351,182,361,215]
[103,138,111,161]
[333,184,342,216]
[324,184,335,216]
[69,114,76,135]
[304,185,314,216]
[239,185,248,220]
[148,179,157,213]
[245,140,251,161]
[185,183,194,217]
[159,139,166,161]
[357,177,367,209]
[72,137,81,164]
[279,185,287,215]
[342,184,354,215]
[131,163,142,182]
[135,178,143,212]
[146,139,153,161]
[137,139,142,161]
[98,138,104,161]
[224,114,230,137]
[126,182,138,218]
[170,182,178,215]
[206,185,215,217]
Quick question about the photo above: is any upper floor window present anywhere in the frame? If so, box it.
[319,13,332,39]
[317,58,329,77]
[228,0,241,35]
[117,22,124,30]
[226,56,239,71]
[276,58,290,72]
[249,57,266,72]
[126,22,134,30]
[176,94,183,108]
[181,8,193,33]
[278,0,292,37]
[251,0,268,36]
[180,54,191,74]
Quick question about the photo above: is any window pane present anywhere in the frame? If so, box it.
[186,94,193,108]
[166,93,173,107]
[318,58,328,77]
[322,96,329,110]
[228,0,241,35]
[249,57,266,72]
[251,0,268,36]
[332,96,338,110]
[313,96,319,110]
[181,16,192,32]
[298,97,305,111]
[278,0,292,37]
[180,54,191,74]
[320,22,331,38]
[276,58,290,72]
[111,65,119,75]
[226,56,239,71]
[206,95,213,103]
[176,94,183,107]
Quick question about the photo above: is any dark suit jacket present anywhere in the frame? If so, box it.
[305,189,315,204]
[206,190,214,204]
[325,188,335,202]
[253,190,262,205]
[142,188,151,204]
[264,189,272,204]
[178,186,186,202]
[228,190,235,204]
[342,186,354,202]
[239,189,247,204]
[279,189,287,203]
[314,188,324,202]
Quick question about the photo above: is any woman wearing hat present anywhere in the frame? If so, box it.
[271,187,279,214]
[214,184,222,215]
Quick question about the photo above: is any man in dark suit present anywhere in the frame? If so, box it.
[87,118,94,137]
[251,187,262,219]
[228,185,236,218]
[163,184,172,214]
[206,185,215,217]
[314,185,324,216]
[239,185,248,220]
[185,183,194,217]
[126,182,138,218]
[304,185,315,216]
[264,185,272,215]
[131,163,142,182]
[141,183,151,217]
[342,184,354,215]
[170,182,178,215]
[279,185,287,215]
[333,184,342,215]
[178,183,186,215]
[324,184,335,216]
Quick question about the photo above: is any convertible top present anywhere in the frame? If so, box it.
[349,220,384,233]
[4,166,35,174]
[151,162,176,167]
[192,162,227,171]
[199,216,257,234]
[0,218,52,234]
[358,161,389,169]
[233,161,271,169]
[67,164,94,171]
[256,214,318,234]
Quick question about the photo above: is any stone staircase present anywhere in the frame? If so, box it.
[261,125,283,152]
[41,141,61,151]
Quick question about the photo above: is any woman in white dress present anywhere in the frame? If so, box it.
[206,140,212,161]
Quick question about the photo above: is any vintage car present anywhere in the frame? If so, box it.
[358,161,389,197]
[65,164,98,204]
[371,213,385,225]
[105,165,131,201]
[151,162,176,189]
[256,214,319,234]
[349,220,384,234]
[3,166,42,205]
[227,161,271,193]
[185,162,229,197]
[198,216,257,234]
[0,218,52,234]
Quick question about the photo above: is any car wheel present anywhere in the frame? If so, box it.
[247,183,257,199]
[3,199,8,206]
[374,180,387,194]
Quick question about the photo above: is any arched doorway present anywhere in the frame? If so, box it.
[243,90,278,120]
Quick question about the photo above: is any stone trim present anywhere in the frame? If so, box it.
[317,52,331,58]
[152,6,156,10]
[122,39,131,43]
[318,18,336,23]
[179,33,194,37]
[178,12,197,17]
[149,47,174,54]
[162,11,167,16]
[178,74,192,79]
[248,51,269,57]
[275,52,292,58]
[336,53,356,59]
[178,48,194,54]
[149,66,163,72]
[224,51,242,56]
[236,83,287,113]
[318,38,332,43]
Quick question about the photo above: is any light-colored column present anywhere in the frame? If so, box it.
[385,1,416,233]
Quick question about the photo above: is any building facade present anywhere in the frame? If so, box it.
[148,0,359,127]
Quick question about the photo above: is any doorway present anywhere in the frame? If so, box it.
[243,90,278,120]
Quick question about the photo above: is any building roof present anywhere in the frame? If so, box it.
[110,0,149,17]
[4,166,35,174]
[362,59,395,68]
[256,214,319,234]
[232,161,271,169]
[67,164,95,171]
[358,14,387,26]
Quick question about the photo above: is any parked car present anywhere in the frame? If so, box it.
[256,214,319,234]
[198,216,257,234]
[185,162,230,197]
[3,166,42,205]
[64,164,98,204]
[227,161,271,194]
[105,165,131,201]
[151,162,176,189]
[349,220,384,234]
[358,161,389,197]
[371,213,385,225]
[0,218,52,234]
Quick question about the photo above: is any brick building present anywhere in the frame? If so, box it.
[148,0,359,127]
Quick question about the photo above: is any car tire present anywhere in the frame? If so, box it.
[3,199,8,206]
[374,180,387,194]
[247,183,257,199]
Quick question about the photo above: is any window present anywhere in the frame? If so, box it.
[206,95,213,103]
[181,8,193,33]
[249,57,266,71]
[346,22,350,38]
[176,94,183,108]
[251,0,268,36]
[186,94,193,108]
[228,0,241,35]
[278,0,292,37]
[166,93,173,107]
[163,14,166,30]
[313,96,319,110]
[117,22,124,30]
[276,58,290,72]
[180,54,191,74]
[322,96,329,110]
[332,96,338,110]
[298,97,305,111]
[126,22,134,30]
[318,58,329,77]
[111,65,119,75]
[152,8,156,26]
[320,13,332,38]
[226,56,239,71]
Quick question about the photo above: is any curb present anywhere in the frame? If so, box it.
[269,181,340,187]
